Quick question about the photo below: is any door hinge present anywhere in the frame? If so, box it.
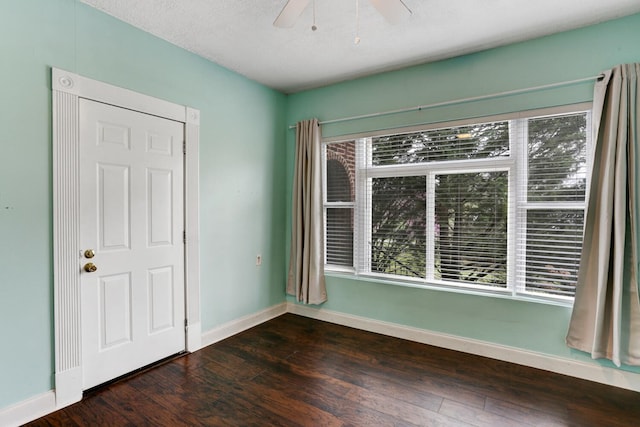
[183,230,187,244]
[185,319,188,328]
[183,140,186,155]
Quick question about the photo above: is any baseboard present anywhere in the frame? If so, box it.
[5,299,638,426]
[287,302,640,393]
[201,302,288,348]
[0,390,56,427]
[186,321,202,352]
[54,366,82,409]
[0,303,287,425]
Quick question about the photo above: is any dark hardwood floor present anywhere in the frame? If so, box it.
[27,314,640,426]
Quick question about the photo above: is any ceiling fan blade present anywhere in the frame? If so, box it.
[274,0,311,28]
[368,0,412,24]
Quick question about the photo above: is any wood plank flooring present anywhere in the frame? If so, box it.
[26,314,640,426]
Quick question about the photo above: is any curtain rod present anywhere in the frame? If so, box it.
[288,74,604,129]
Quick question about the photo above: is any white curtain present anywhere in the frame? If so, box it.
[566,64,640,366]
[287,119,327,305]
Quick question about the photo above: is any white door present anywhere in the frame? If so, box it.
[79,98,185,389]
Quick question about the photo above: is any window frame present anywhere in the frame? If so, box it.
[322,141,357,273]
[322,103,592,304]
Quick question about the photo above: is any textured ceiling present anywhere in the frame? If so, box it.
[80,0,640,94]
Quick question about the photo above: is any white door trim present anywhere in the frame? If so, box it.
[51,68,201,409]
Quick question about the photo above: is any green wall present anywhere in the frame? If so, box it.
[0,0,287,409]
[286,13,640,370]
[2,0,640,415]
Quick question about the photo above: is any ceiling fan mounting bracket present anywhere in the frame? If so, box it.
[273,0,412,29]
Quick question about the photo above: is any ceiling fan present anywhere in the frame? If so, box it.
[273,0,412,28]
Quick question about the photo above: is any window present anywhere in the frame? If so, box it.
[323,106,591,301]
[325,141,355,267]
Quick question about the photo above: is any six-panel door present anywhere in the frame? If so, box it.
[79,98,185,389]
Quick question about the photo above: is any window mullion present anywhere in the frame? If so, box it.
[585,110,594,208]
[355,138,371,275]
[513,117,528,296]
[425,173,435,281]
[322,143,328,265]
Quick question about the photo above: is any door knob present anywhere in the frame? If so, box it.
[84,249,95,259]
[84,262,98,273]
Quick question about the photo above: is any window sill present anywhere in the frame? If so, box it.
[324,269,574,308]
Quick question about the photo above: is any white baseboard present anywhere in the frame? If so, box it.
[54,366,83,409]
[0,303,287,425]
[186,321,202,352]
[201,303,288,348]
[5,299,639,426]
[287,302,640,393]
[0,390,56,427]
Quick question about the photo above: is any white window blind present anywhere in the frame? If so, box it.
[516,112,588,298]
[370,175,427,278]
[324,141,355,268]
[371,121,510,165]
[433,171,508,287]
[323,106,590,301]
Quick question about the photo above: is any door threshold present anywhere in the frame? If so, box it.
[83,351,188,396]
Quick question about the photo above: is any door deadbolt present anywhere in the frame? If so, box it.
[84,249,95,259]
[83,262,97,273]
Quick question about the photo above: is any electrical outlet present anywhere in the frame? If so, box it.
[256,254,262,266]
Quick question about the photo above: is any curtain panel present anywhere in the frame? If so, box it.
[566,63,640,366]
[287,119,327,305]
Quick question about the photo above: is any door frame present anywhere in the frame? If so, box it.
[51,68,201,408]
